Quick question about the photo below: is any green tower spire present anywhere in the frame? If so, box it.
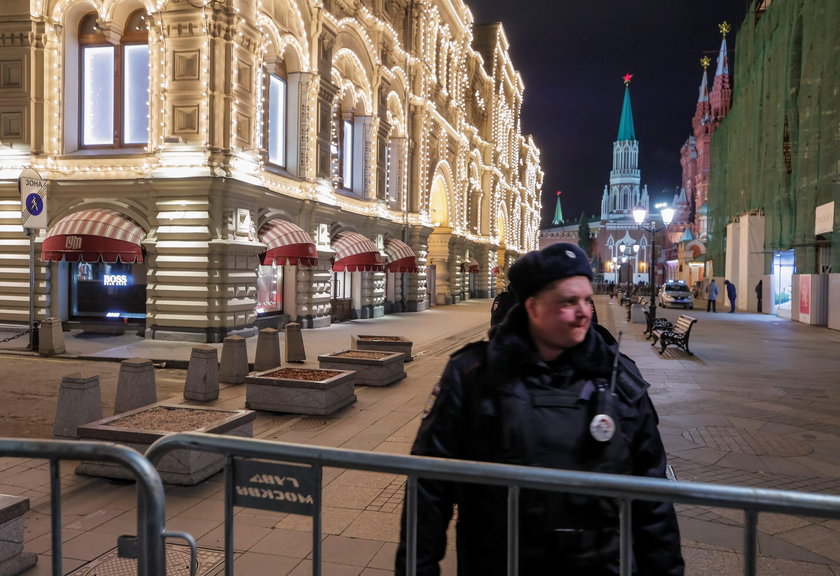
[552,191,564,225]
[617,75,636,141]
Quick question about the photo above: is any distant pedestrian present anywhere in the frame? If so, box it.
[755,280,763,313]
[705,279,719,312]
[724,280,737,313]
[489,284,516,337]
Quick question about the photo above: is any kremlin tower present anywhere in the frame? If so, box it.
[681,22,733,244]
[600,74,650,222]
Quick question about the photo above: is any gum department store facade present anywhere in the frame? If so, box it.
[0,0,542,341]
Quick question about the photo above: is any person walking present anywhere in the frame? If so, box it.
[396,243,684,576]
[706,278,719,312]
[755,279,763,313]
[724,279,737,313]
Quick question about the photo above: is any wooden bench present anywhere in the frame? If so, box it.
[651,314,697,355]
[643,310,673,339]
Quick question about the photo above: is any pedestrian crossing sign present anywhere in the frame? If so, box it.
[19,168,47,229]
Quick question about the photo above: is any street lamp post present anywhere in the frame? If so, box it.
[618,244,628,296]
[633,205,675,321]
[618,243,640,299]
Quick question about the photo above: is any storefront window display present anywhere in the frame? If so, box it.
[71,261,146,319]
[256,264,284,314]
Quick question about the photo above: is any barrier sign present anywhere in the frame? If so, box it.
[233,458,316,515]
[19,168,47,229]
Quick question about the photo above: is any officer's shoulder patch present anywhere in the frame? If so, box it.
[421,383,441,419]
[613,355,649,402]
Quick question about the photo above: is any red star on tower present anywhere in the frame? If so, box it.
[623,73,633,85]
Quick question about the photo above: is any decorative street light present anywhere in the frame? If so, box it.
[618,243,640,297]
[633,204,675,321]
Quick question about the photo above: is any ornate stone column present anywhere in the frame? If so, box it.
[427,227,452,305]
[287,72,316,179]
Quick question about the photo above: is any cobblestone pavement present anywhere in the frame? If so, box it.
[2,296,840,575]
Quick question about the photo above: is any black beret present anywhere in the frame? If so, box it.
[508,243,593,302]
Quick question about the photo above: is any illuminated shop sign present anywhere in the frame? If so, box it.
[103,274,131,287]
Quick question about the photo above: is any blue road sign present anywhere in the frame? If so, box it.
[26,193,44,216]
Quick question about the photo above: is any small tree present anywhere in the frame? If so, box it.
[578,213,592,257]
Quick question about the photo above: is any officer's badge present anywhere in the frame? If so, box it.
[421,384,441,419]
[589,413,616,442]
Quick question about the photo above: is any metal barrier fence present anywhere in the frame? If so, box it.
[0,438,195,576]
[147,431,840,576]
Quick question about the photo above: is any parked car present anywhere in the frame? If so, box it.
[659,281,694,309]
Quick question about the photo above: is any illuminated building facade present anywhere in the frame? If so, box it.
[677,23,732,281]
[0,0,542,341]
[707,0,840,325]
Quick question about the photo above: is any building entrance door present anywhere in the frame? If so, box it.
[773,250,794,319]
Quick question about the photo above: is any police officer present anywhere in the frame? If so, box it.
[396,243,683,576]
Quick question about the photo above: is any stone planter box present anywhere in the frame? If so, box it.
[352,334,413,361]
[318,350,407,387]
[245,367,356,416]
[76,403,255,485]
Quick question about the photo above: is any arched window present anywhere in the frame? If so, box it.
[122,10,150,145]
[78,10,149,148]
[265,59,287,168]
[340,117,353,188]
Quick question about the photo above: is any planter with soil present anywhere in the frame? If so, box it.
[351,334,413,361]
[245,367,356,416]
[76,403,255,485]
[318,350,407,387]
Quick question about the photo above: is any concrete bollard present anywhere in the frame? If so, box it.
[184,346,219,402]
[54,373,102,440]
[220,335,249,384]
[0,495,37,573]
[284,322,306,363]
[631,303,646,324]
[114,358,157,413]
[254,328,281,372]
[38,317,66,356]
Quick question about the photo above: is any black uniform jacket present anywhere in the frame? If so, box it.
[396,305,684,576]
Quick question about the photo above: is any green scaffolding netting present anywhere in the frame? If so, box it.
[708,0,840,273]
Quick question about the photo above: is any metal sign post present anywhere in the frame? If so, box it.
[19,168,47,351]
[232,458,321,575]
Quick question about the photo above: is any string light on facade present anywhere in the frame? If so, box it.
[5,0,543,333]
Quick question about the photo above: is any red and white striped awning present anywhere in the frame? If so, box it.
[460,257,480,273]
[41,209,145,263]
[259,220,318,267]
[331,232,383,272]
[384,237,419,273]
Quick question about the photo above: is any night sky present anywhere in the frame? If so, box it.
[467,0,752,228]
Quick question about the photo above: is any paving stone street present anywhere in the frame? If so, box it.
[2,295,840,575]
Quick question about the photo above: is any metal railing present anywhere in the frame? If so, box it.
[146,431,840,576]
[0,438,194,576]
